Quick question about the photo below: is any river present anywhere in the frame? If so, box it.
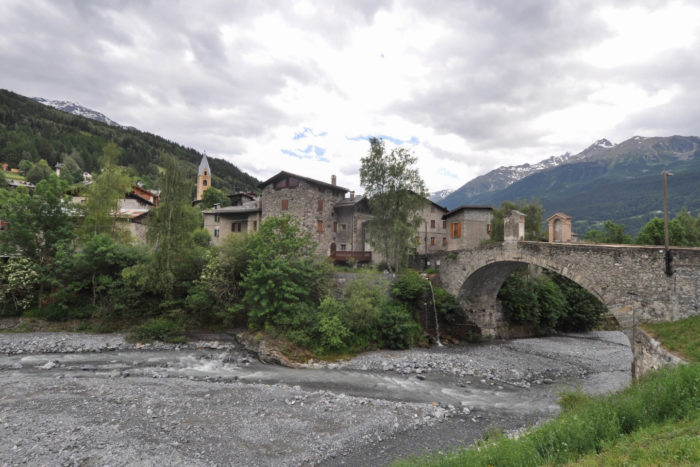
[0,331,632,466]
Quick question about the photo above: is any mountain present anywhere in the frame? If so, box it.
[428,189,453,203]
[442,151,579,209]
[0,89,259,194]
[32,97,123,127]
[445,135,700,235]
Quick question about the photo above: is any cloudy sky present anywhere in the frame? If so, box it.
[2,1,699,193]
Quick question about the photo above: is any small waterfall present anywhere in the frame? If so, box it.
[426,280,443,347]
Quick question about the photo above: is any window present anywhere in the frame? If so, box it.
[487,224,492,234]
[341,224,347,231]
[318,200,323,211]
[253,220,258,231]
[333,222,337,232]
[288,177,299,188]
[214,227,219,238]
[442,220,447,229]
[274,179,287,189]
[442,237,447,246]
[430,219,435,228]
[450,222,461,238]
[317,220,324,232]
[281,199,288,210]
[232,223,242,232]
[202,180,207,186]
[340,244,347,251]
[431,237,435,245]
[415,236,420,245]
[431,206,435,213]
[214,213,220,223]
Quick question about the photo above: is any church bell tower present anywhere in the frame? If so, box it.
[196,154,211,201]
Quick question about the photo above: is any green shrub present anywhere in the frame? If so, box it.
[391,270,428,304]
[432,286,464,324]
[127,318,186,343]
[377,301,422,349]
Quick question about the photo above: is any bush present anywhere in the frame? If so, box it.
[432,286,464,324]
[391,270,428,304]
[377,301,422,349]
[127,317,186,344]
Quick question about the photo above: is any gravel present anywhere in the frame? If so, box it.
[0,331,633,466]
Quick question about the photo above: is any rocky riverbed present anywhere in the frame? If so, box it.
[0,331,632,466]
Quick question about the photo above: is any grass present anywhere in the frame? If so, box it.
[395,363,700,466]
[641,315,700,362]
[568,415,700,466]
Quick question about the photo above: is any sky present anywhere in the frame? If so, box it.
[1,0,699,193]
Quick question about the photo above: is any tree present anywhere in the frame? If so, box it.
[636,217,686,246]
[0,175,75,306]
[59,156,83,184]
[490,200,544,241]
[25,159,53,185]
[360,137,427,272]
[583,220,633,244]
[241,215,330,330]
[199,186,228,210]
[79,142,132,241]
[145,153,203,297]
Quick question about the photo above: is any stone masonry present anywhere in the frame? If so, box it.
[438,241,700,340]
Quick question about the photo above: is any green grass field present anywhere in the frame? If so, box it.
[642,315,700,362]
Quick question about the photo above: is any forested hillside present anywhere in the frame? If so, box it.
[0,89,259,193]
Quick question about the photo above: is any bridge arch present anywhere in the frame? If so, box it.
[438,242,700,339]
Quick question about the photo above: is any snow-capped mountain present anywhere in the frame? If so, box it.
[32,97,121,127]
[440,150,581,208]
[428,189,453,203]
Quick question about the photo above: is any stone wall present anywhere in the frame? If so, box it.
[632,328,684,377]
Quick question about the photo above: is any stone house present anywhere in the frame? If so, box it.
[202,193,262,246]
[547,212,573,243]
[442,206,493,250]
[415,200,451,254]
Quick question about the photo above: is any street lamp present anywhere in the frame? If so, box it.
[662,171,673,276]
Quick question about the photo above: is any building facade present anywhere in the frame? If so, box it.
[443,206,493,250]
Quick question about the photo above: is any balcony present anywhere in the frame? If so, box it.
[329,251,372,263]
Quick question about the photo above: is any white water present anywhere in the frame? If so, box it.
[426,280,443,346]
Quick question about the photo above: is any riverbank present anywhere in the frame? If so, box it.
[0,331,632,466]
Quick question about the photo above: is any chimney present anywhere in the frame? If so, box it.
[331,175,336,186]
[350,191,355,200]
[213,203,220,210]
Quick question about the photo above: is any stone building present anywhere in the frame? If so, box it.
[202,194,261,246]
[443,206,493,250]
[196,155,211,202]
[259,171,373,261]
[547,212,573,243]
[415,200,450,254]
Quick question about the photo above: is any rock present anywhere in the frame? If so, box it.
[39,361,58,370]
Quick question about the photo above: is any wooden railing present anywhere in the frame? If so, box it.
[330,251,372,262]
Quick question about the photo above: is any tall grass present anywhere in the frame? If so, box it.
[642,315,700,362]
[396,363,700,466]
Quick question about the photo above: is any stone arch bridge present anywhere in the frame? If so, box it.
[437,241,700,339]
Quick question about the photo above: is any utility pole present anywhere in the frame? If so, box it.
[662,171,673,276]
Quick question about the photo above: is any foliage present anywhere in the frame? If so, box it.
[432,286,465,324]
[636,212,700,246]
[360,137,427,272]
[0,257,40,315]
[199,186,228,209]
[186,233,252,325]
[25,159,53,184]
[583,220,633,243]
[0,175,75,306]
[146,153,204,298]
[498,267,604,334]
[127,317,186,344]
[391,270,428,304]
[489,199,544,241]
[79,142,133,241]
[642,315,700,362]
[396,363,700,466]
[241,215,331,331]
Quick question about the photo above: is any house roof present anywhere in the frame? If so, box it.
[198,155,211,175]
[258,171,349,192]
[547,212,572,221]
[202,204,261,215]
[443,205,493,218]
[334,195,368,207]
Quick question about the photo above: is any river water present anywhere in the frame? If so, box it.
[0,331,632,465]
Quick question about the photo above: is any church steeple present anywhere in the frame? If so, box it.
[196,154,211,201]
